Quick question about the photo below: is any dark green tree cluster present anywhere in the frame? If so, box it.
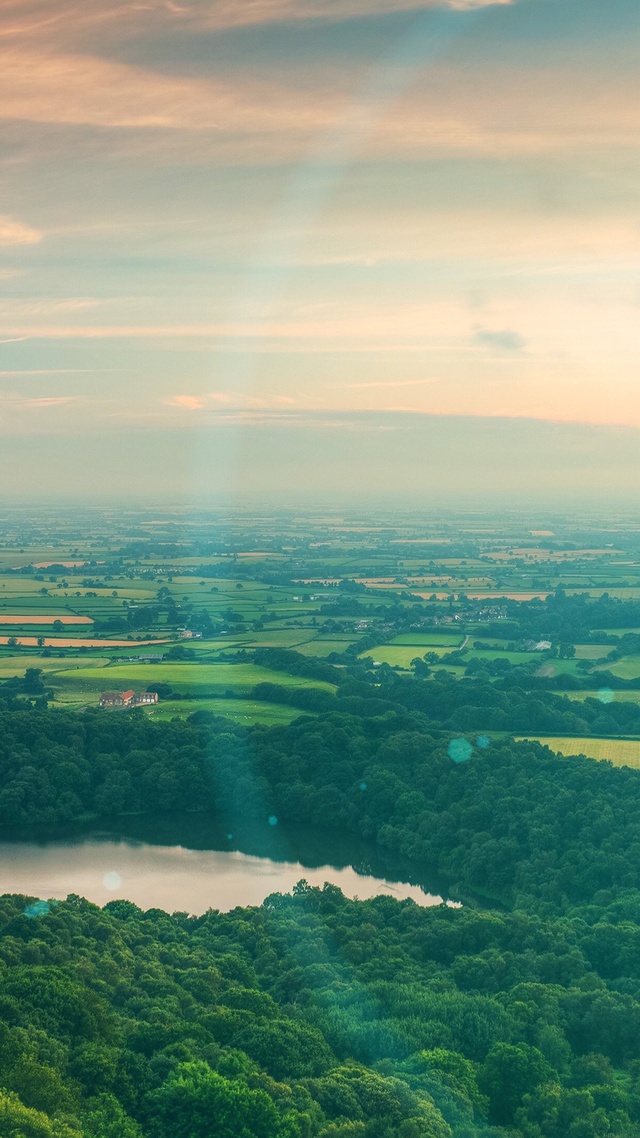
[371,671,640,732]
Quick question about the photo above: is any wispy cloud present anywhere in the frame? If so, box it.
[0,51,633,169]
[24,395,75,407]
[166,392,297,411]
[187,0,513,29]
[0,216,42,245]
[0,298,100,316]
[0,50,330,132]
[0,0,513,45]
[165,394,207,411]
[0,391,77,411]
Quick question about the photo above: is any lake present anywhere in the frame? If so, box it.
[0,815,458,914]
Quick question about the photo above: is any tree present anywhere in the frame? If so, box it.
[0,1088,81,1137]
[24,668,45,694]
[148,1062,284,1138]
[558,643,576,659]
[83,1094,142,1137]
[516,1083,612,1137]
[479,1043,553,1126]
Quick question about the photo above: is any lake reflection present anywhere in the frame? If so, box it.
[0,817,458,914]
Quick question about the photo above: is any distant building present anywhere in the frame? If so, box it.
[99,690,132,708]
[522,639,553,652]
[99,690,158,708]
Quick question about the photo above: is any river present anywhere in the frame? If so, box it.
[0,815,458,915]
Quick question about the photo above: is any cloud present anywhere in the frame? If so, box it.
[24,396,75,407]
[0,0,513,45]
[0,216,42,245]
[0,50,330,131]
[0,53,633,171]
[0,43,633,169]
[0,298,99,316]
[166,394,207,410]
[166,392,298,413]
[190,0,512,29]
[0,1,634,171]
[473,328,527,352]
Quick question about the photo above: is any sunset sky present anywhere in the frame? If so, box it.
[1,0,640,501]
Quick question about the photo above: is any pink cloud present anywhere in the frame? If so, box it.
[0,216,42,245]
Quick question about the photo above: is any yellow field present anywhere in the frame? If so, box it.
[516,736,640,768]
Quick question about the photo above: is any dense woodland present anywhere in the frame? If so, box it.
[5,639,640,1134]
[4,881,640,1137]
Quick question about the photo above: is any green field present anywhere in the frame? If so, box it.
[517,736,640,768]
[388,632,465,647]
[533,658,582,678]
[594,656,640,679]
[294,638,355,657]
[0,655,107,679]
[51,661,334,708]
[144,698,308,726]
[574,644,609,659]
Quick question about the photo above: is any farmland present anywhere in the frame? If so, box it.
[4,506,640,721]
[58,662,334,700]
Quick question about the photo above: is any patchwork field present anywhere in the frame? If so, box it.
[5,511,640,735]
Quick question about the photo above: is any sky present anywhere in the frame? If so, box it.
[1,0,640,503]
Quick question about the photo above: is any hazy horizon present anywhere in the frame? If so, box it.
[2,411,640,507]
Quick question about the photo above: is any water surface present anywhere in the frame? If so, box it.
[0,816,457,915]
